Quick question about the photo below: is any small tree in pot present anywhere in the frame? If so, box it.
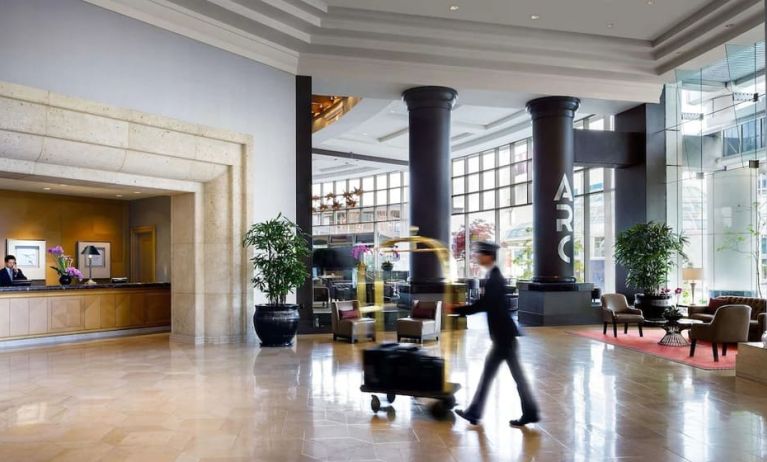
[243,214,310,347]
[614,222,687,320]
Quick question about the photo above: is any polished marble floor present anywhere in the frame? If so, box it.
[0,324,766,462]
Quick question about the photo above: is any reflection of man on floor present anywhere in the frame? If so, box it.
[0,255,28,286]
[454,241,540,427]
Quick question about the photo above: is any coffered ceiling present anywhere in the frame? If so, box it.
[84,0,765,106]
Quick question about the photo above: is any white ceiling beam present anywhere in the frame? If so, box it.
[206,0,312,42]
[82,0,299,73]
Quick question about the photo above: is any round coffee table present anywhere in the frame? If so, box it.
[657,318,703,346]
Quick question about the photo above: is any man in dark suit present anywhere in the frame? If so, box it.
[0,255,28,286]
[454,241,540,427]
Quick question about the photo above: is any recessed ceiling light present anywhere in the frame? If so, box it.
[449,5,459,11]
[133,191,141,194]
[116,194,123,198]
[607,23,614,28]
[530,14,540,20]
[647,0,654,4]
[43,187,51,191]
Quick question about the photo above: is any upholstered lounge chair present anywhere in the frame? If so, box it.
[688,296,766,342]
[332,300,375,343]
[396,300,442,343]
[601,293,644,338]
[690,304,751,362]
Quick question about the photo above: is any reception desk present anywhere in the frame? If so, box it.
[0,283,170,343]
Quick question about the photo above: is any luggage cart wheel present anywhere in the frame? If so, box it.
[431,401,447,419]
[386,394,396,403]
[371,395,381,413]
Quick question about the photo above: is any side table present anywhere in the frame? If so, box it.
[658,318,703,346]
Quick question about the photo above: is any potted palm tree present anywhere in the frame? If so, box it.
[243,214,310,347]
[614,222,687,320]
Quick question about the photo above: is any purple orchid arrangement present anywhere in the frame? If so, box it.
[352,243,372,263]
[48,245,82,280]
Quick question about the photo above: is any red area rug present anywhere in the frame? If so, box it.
[568,327,737,370]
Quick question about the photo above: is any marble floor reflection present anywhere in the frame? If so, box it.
[0,326,766,461]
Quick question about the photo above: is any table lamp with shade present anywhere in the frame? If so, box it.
[81,245,101,286]
[682,266,704,304]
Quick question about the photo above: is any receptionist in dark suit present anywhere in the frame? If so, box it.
[0,255,28,286]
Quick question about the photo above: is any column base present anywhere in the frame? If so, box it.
[517,282,598,326]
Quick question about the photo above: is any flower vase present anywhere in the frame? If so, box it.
[59,275,72,286]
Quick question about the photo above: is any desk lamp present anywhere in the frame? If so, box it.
[81,245,101,286]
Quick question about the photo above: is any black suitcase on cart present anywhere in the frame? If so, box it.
[361,343,459,417]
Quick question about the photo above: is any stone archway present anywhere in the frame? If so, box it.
[0,81,253,344]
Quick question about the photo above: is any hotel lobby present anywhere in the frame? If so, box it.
[1,1,767,461]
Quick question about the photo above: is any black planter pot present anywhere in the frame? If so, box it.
[59,275,72,286]
[253,304,300,347]
[634,293,672,321]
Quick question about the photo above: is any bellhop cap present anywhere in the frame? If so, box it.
[473,241,499,256]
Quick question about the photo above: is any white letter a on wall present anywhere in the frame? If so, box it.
[554,174,573,201]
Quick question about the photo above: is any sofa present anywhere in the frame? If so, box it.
[688,296,766,342]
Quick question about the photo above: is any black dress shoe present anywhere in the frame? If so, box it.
[509,415,540,427]
[455,409,479,425]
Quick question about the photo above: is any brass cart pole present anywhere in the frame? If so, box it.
[379,236,456,393]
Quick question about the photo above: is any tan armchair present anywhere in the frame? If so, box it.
[601,293,644,338]
[690,304,751,362]
[688,296,766,341]
[396,300,442,343]
[331,301,375,343]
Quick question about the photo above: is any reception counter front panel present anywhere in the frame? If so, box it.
[0,283,170,341]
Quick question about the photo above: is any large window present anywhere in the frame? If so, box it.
[450,117,616,291]
[312,171,408,237]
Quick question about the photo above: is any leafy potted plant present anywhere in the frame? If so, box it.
[243,214,310,347]
[614,222,687,320]
[379,245,399,272]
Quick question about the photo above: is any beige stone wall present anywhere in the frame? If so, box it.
[0,81,253,344]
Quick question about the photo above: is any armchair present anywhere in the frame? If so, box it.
[331,301,376,343]
[689,304,751,362]
[396,300,442,343]
[600,293,644,338]
[689,296,766,341]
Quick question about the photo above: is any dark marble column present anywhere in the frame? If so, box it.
[402,86,457,284]
[526,96,580,284]
[295,75,313,333]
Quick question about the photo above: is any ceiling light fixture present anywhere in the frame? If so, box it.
[133,191,141,194]
[116,194,123,198]
[449,5,459,11]
[647,0,654,4]
[43,187,51,191]
[607,23,614,28]
[530,14,540,20]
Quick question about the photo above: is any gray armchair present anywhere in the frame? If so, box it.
[396,300,442,343]
[690,304,751,362]
[331,301,375,343]
[601,293,644,337]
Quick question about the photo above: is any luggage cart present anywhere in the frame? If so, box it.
[360,382,461,418]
